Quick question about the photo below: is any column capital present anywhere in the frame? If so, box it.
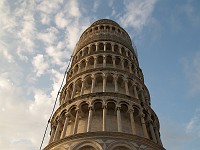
[113,74,118,80]
[65,112,71,118]
[116,105,121,110]
[128,108,135,113]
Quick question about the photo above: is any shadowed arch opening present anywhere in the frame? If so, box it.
[97,55,103,65]
[98,43,104,51]
[106,55,113,66]
[84,75,92,94]
[114,45,120,54]
[91,101,103,131]
[117,76,125,94]
[106,74,114,92]
[91,44,96,53]
[95,74,103,92]
[120,103,130,133]
[106,43,112,51]
[107,101,117,131]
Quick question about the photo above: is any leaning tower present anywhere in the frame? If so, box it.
[44,19,165,150]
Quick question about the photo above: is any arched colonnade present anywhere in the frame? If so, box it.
[49,99,162,146]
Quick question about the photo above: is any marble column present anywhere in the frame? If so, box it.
[71,83,76,99]
[129,63,133,73]
[140,113,149,139]
[49,125,56,143]
[103,56,106,67]
[64,90,68,102]
[140,89,146,103]
[80,79,85,95]
[114,75,118,92]
[87,107,93,132]
[53,119,62,141]
[94,56,97,68]
[111,44,114,52]
[73,109,80,134]
[113,57,116,68]
[133,84,138,99]
[61,114,70,138]
[103,75,106,92]
[149,122,157,143]
[103,105,107,131]
[117,106,122,132]
[91,76,95,93]
[124,79,129,95]
[121,59,124,70]
[103,43,106,51]
[129,109,136,135]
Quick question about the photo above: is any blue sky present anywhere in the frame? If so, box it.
[0,0,200,150]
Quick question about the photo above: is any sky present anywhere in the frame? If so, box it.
[0,0,200,150]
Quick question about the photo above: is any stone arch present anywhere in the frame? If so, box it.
[97,55,103,65]
[114,45,120,54]
[106,55,113,66]
[77,101,90,133]
[107,141,136,150]
[117,75,125,94]
[74,64,79,74]
[79,50,83,59]
[106,74,115,92]
[91,44,96,53]
[106,100,117,132]
[120,102,131,133]
[98,43,104,51]
[73,140,102,150]
[115,56,121,68]
[80,59,86,72]
[112,26,116,32]
[123,59,129,71]
[91,100,103,131]
[106,25,110,30]
[83,47,89,56]
[88,56,94,68]
[121,47,126,56]
[106,43,112,51]
[94,73,103,92]
[100,25,104,30]
[128,80,134,97]
[84,75,93,94]
[133,106,143,136]
[74,78,82,98]
[67,83,74,99]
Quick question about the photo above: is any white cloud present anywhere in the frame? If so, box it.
[120,0,157,30]
[37,27,58,46]
[66,0,81,17]
[45,42,65,66]
[0,42,14,63]
[37,0,63,15]
[40,13,51,25]
[55,12,69,29]
[32,54,49,77]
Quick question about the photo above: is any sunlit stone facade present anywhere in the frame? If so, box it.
[44,19,165,150]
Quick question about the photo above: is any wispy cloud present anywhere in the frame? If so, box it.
[182,50,200,95]
[32,54,49,77]
[186,108,200,137]
[119,0,157,31]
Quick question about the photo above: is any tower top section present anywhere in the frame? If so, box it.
[74,19,137,57]
[91,19,121,27]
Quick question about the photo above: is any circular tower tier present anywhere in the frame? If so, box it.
[44,19,165,150]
